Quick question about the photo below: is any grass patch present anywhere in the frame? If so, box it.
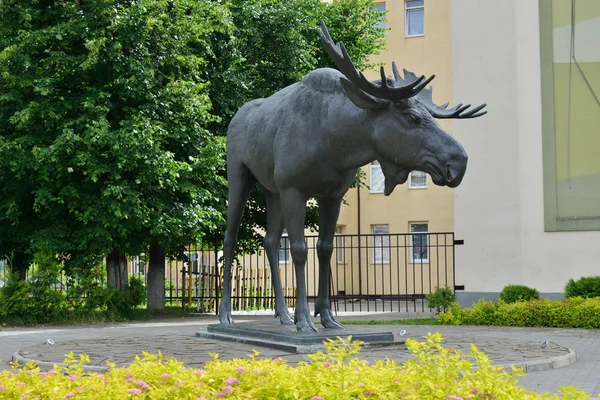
[343,318,440,325]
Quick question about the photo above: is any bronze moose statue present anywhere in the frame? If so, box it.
[219,21,486,332]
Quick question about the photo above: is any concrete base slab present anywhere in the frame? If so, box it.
[196,322,400,353]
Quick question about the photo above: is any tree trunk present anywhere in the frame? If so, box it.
[9,251,31,281]
[147,243,166,311]
[106,249,128,292]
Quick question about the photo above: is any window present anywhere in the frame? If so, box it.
[279,232,290,264]
[335,226,346,264]
[372,224,390,264]
[405,0,424,37]
[370,161,384,193]
[408,171,427,189]
[374,3,386,30]
[410,223,429,263]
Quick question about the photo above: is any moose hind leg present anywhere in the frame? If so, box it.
[263,190,294,325]
[314,197,344,329]
[219,164,255,325]
[280,188,317,333]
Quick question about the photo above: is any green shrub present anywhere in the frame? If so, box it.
[1,334,591,399]
[426,286,455,312]
[565,276,600,298]
[439,297,600,329]
[499,284,540,303]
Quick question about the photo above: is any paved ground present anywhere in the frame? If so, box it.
[1,313,600,395]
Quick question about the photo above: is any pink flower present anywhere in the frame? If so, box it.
[48,370,58,375]
[253,369,261,374]
[125,378,134,383]
[196,398,209,400]
[394,378,400,383]
[127,372,135,378]
[161,373,170,379]
[222,386,233,394]
[470,390,479,395]
[17,382,25,387]
[69,375,77,381]
[20,395,29,399]
[194,370,204,376]
[236,367,246,374]
[0,385,5,391]
[364,360,370,365]
[41,378,47,382]
[311,397,324,400]
[136,380,149,390]
[323,361,332,367]
[65,394,74,399]
[37,372,48,377]
[447,396,463,400]
[357,382,365,387]
[175,381,182,386]
[224,377,240,385]
[364,391,372,396]
[127,389,142,395]
[216,393,224,398]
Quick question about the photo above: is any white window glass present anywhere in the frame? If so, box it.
[370,161,384,193]
[409,171,428,189]
[335,226,345,264]
[372,224,390,264]
[406,0,424,37]
[279,232,290,264]
[410,223,429,263]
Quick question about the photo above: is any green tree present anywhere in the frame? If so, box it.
[0,0,385,310]
[0,0,229,286]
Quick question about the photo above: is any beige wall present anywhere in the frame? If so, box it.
[451,0,600,295]
[338,0,455,236]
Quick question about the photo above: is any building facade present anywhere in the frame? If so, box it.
[451,0,600,303]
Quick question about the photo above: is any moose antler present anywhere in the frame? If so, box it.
[402,69,487,119]
[318,20,433,102]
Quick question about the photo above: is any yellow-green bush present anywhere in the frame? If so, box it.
[0,334,591,399]
[439,297,600,328]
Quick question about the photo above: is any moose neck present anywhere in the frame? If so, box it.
[324,104,381,172]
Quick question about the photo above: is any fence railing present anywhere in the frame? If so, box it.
[0,232,457,314]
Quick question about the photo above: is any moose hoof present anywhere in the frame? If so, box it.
[275,308,294,325]
[218,305,234,325]
[321,316,345,329]
[296,314,318,333]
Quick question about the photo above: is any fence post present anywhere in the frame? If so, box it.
[188,259,193,307]
[214,235,220,315]
[181,265,186,313]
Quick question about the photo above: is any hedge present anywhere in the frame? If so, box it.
[439,297,600,329]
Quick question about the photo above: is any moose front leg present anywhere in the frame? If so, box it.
[263,191,294,325]
[314,197,344,329]
[280,188,317,333]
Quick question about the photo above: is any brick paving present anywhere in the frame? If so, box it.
[1,314,600,394]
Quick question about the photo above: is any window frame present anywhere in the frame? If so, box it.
[409,222,429,263]
[408,170,428,189]
[370,161,385,193]
[405,0,425,38]
[371,224,390,264]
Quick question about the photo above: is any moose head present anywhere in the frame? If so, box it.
[319,21,486,195]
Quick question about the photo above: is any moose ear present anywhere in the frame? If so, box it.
[339,77,389,110]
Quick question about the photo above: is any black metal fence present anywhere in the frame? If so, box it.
[0,232,457,314]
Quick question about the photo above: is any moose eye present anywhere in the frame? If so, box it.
[407,114,420,124]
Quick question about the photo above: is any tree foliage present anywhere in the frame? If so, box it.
[0,0,386,271]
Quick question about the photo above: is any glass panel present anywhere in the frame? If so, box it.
[370,164,385,193]
[410,223,429,262]
[406,0,424,8]
[279,235,290,264]
[410,171,427,188]
[374,3,386,29]
[407,8,424,36]
[372,225,390,264]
